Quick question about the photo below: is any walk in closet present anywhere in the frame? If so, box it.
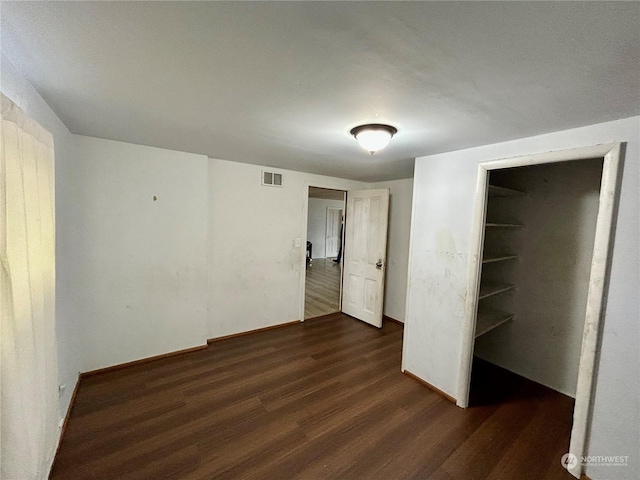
[470,158,604,401]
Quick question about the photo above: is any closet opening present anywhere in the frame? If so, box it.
[458,144,623,479]
[303,187,346,320]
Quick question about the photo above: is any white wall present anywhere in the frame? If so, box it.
[73,136,209,371]
[403,117,639,480]
[207,159,367,339]
[1,52,80,441]
[370,178,413,322]
[474,160,603,397]
[307,198,344,258]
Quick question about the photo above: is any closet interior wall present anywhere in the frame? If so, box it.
[473,158,604,398]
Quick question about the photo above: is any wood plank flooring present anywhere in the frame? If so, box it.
[51,314,575,480]
[304,258,341,319]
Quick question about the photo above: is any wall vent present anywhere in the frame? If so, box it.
[262,170,283,187]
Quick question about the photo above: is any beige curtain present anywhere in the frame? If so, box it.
[1,93,60,479]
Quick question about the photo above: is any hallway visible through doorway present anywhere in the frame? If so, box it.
[304,258,342,318]
[304,187,345,319]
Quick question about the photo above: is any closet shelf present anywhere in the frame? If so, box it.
[488,184,526,197]
[482,254,518,264]
[475,309,514,338]
[485,222,524,228]
[478,282,515,300]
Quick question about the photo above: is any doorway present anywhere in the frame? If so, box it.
[304,187,346,319]
[458,143,623,479]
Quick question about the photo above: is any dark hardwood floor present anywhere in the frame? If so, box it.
[51,314,575,480]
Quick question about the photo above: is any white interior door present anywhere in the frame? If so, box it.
[325,207,342,258]
[341,189,389,328]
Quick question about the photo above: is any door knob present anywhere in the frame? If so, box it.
[376,259,383,269]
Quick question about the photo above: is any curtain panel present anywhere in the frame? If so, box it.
[1,93,60,479]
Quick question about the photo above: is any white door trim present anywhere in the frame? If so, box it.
[457,143,623,479]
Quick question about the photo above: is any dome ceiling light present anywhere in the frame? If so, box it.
[350,123,398,155]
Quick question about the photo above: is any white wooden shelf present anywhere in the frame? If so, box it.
[478,281,515,300]
[485,222,524,228]
[488,184,526,197]
[476,184,522,342]
[482,253,518,264]
[475,308,514,338]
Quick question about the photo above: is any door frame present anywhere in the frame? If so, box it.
[300,184,347,322]
[457,143,623,479]
[325,206,343,258]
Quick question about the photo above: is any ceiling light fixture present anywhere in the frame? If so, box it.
[350,123,397,155]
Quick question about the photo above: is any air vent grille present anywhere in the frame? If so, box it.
[262,170,283,187]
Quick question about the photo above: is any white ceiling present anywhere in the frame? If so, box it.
[2,2,638,182]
